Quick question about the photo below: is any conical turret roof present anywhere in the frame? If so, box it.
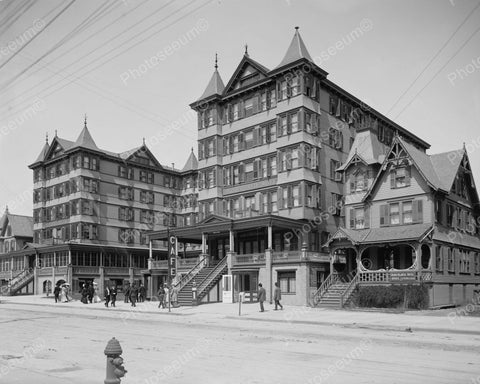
[277,27,313,68]
[72,124,98,151]
[181,149,198,172]
[199,69,225,100]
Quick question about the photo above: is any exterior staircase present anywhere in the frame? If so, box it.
[2,268,34,296]
[177,258,227,306]
[313,273,358,309]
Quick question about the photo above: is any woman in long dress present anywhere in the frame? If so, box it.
[60,285,68,302]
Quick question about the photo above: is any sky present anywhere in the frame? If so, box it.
[1,0,479,216]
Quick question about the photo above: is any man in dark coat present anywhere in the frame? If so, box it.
[81,284,88,304]
[124,283,130,303]
[139,284,146,302]
[157,285,165,308]
[274,282,283,310]
[258,283,266,312]
[110,285,117,307]
[129,283,138,307]
[104,286,110,307]
[53,285,61,303]
[87,284,94,304]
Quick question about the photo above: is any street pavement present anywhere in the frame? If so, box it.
[0,295,479,383]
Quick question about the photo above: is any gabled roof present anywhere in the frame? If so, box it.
[0,211,33,238]
[276,27,313,69]
[181,149,198,172]
[199,69,225,100]
[120,144,163,169]
[338,129,387,172]
[71,125,98,151]
[223,54,270,95]
[430,149,465,192]
[35,136,74,165]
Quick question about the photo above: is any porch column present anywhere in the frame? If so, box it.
[10,256,13,279]
[148,240,153,270]
[265,248,273,304]
[267,224,272,250]
[201,233,207,254]
[34,252,38,295]
[229,230,235,254]
[416,244,421,281]
[52,251,56,293]
[99,266,105,297]
[67,249,73,288]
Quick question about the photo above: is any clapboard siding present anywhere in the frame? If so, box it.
[372,165,430,201]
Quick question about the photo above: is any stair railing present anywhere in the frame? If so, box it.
[8,268,34,295]
[339,274,359,308]
[312,273,338,306]
[173,256,207,292]
[195,257,228,302]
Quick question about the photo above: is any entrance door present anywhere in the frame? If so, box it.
[234,272,258,302]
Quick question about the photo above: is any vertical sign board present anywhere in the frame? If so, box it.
[168,235,177,280]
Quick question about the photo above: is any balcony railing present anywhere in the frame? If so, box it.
[273,251,330,263]
[358,270,433,283]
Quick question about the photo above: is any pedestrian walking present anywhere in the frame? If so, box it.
[53,284,61,303]
[157,285,165,308]
[124,283,130,303]
[81,284,88,304]
[104,286,110,307]
[87,283,94,304]
[274,282,283,310]
[171,286,178,307]
[139,284,146,302]
[258,283,266,312]
[110,285,117,307]
[130,283,138,307]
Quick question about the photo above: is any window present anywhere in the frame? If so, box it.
[435,199,443,224]
[402,201,413,224]
[350,171,368,192]
[436,246,443,273]
[447,204,454,227]
[331,193,343,216]
[350,207,369,229]
[328,128,343,150]
[278,271,296,293]
[119,229,135,244]
[118,186,134,200]
[389,203,400,225]
[447,248,455,273]
[119,207,134,221]
[475,253,480,274]
[140,190,154,204]
[330,160,341,181]
[459,250,470,274]
[391,166,411,188]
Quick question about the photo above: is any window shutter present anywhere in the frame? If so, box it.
[405,166,411,186]
[364,207,370,228]
[223,137,228,155]
[197,113,202,128]
[258,193,264,214]
[350,208,355,229]
[287,185,293,208]
[239,133,245,151]
[390,170,396,189]
[267,157,272,177]
[253,159,259,179]
[212,138,217,156]
[267,192,272,213]
[253,126,259,147]
[212,108,218,125]
[311,148,318,170]
[413,200,423,223]
[380,204,388,226]
[312,114,319,134]
[278,187,283,209]
[349,176,355,194]
[213,168,217,187]
[227,104,233,122]
[287,114,292,134]
[229,136,234,153]
[336,99,342,117]
[299,182,305,206]
[198,142,204,160]
[299,109,304,131]
[239,163,245,183]
[276,116,282,137]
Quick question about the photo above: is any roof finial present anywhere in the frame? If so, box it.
[214,53,218,70]
[55,129,57,137]
[5,205,8,214]
[463,142,466,150]
[84,113,87,128]
[143,137,146,145]
[191,147,194,152]
[295,26,299,32]
[45,132,48,143]
[244,43,249,56]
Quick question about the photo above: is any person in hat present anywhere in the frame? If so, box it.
[157,284,165,308]
[129,283,138,307]
[53,284,61,303]
[104,285,111,307]
[110,285,117,307]
[273,282,283,310]
[258,283,266,312]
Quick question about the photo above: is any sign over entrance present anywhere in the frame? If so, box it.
[390,271,417,282]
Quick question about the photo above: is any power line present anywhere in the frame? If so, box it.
[0,0,30,29]
[0,0,117,89]
[387,1,480,115]
[0,0,36,35]
[0,0,77,71]
[0,0,211,121]
[394,23,480,119]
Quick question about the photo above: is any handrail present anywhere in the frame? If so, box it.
[340,274,358,308]
[10,268,33,287]
[312,273,338,305]
[173,255,207,291]
[196,257,228,299]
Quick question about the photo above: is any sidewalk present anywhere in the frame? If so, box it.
[2,294,480,335]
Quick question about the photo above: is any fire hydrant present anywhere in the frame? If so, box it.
[104,337,127,384]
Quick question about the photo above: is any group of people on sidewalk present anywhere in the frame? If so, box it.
[53,283,71,303]
[157,283,178,309]
[80,283,102,304]
[257,282,283,312]
[122,283,147,307]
